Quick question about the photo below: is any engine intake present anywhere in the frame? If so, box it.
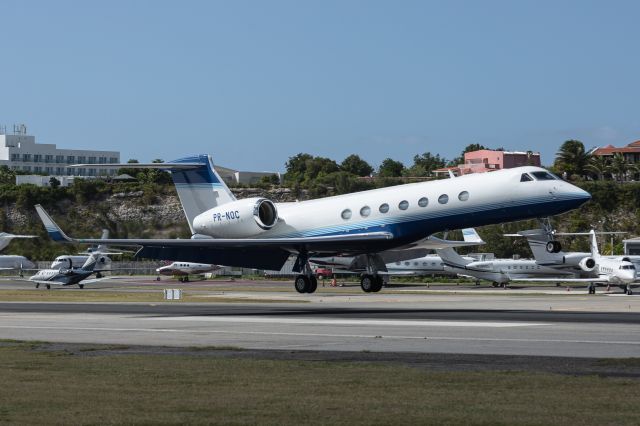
[192,198,279,238]
[578,257,596,272]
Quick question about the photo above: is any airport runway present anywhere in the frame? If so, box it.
[0,292,639,358]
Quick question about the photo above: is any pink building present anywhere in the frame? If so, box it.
[435,149,541,176]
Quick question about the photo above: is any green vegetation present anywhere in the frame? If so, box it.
[0,341,638,425]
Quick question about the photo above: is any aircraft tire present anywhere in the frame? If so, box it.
[308,276,318,294]
[492,282,499,288]
[79,284,84,289]
[627,289,633,296]
[372,276,384,292]
[360,274,375,293]
[46,284,51,290]
[35,283,39,289]
[294,275,310,293]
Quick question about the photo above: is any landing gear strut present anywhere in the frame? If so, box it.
[359,254,385,293]
[588,283,596,295]
[625,285,633,296]
[293,254,318,294]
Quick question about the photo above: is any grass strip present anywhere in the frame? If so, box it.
[0,342,638,425]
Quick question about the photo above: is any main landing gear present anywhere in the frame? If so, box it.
[294,274,318,294]
[623,285,633,296]
[358,254,386,293]
[360,274,383,293]
[588,283,597,295]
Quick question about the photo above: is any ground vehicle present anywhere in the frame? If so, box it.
[314,267,333,279]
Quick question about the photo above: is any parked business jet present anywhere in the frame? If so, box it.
[156,261,220,281]
[50,229,122,270]
[436,229,577,286]
[28,253,109,289]
[312,228,486,279]
[36,155,590,294]
[0,255,35,273]
[0,232,37,274]
[515,228,637,294]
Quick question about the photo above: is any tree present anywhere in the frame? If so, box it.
[448,143,487,166]
[341,154,373,177]
[610,153,636,182]
[49,177,61,189]
[378,158,405,177]
[0,166,16,185]
[586,155,611,181]
[406,152,446,176]
[554,140,590,179]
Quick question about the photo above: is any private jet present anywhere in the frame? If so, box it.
[36,155,590,294]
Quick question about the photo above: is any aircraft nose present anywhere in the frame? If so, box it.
[560,182,591,205]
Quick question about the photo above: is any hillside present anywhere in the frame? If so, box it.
[1,180,639,261]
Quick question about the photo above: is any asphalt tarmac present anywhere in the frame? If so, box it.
[0,278,639,358]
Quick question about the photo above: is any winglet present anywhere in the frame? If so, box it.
[34,205,73,242]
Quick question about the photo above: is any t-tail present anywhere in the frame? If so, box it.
[436,247,472,268]
[461,228,484,244]
[70,154,236,235]
[517,229,565,264]
[589,229,601,258]
[80,253,100,272]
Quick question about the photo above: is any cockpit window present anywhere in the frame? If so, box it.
[531,171,557,181]
[520,173,533,182]
[620,265,636,270]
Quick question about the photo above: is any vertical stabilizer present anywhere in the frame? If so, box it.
[80,253,99,271]
[522,229,564,264]
[167,155,236,234]
[589,229,601,258]
[462,228,484,244]
[436,247,473,267]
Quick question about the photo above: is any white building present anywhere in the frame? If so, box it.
[0,124,120,177]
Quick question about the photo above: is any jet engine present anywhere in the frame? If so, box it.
[578,257,596,272]
[192,198,278,238]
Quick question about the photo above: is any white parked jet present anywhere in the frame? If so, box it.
[516,229,637,294]
[0,232,37,273]
[50,229,122,270]
[156,261,220,282]
[436,229,577,286]
[36,155,590,294]
[28,253,109,290]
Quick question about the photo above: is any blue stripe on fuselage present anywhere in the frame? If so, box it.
[272,195,588,240]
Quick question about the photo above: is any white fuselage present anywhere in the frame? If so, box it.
[594,258,636,284]
[0,255,35,270]
[51,255,111,269]
[444,258,576,284]
[192,167,590,246]
[156,262,220,276]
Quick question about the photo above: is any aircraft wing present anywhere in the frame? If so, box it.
[35,204,394,270]
[507,276,607,283]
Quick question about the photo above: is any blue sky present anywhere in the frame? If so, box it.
[1,1,639,171]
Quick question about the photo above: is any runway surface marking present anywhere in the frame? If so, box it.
[146,316,546,327]
[0,325,639,347]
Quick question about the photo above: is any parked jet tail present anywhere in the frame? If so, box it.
[70,155,236,234]
[461,228,484,244]
[35,205,71,242]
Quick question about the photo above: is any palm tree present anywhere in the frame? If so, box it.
[610,153,633,182]
[586,155,611,180]
[554,140,590,179]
